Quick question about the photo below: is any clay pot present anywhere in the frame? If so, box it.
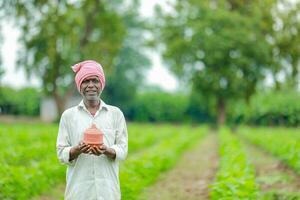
[83,124,103,145]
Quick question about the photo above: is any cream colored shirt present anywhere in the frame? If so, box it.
[56,100,128,200]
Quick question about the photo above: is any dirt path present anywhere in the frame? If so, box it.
[243,141,300,199]
[139,133,219,200]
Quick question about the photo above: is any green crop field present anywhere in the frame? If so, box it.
[0,123,208,200]
[1,123,300,199]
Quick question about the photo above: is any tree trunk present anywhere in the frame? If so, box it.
[217,97,226,126]
[53,86,75,118]
[53,93,66,118]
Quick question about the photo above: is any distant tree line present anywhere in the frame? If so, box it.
[228,89,300,126]
[0,86,41,116]
[1,86,300,126]
[0,0,299,126]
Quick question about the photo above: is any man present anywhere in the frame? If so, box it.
[56,60,128,200]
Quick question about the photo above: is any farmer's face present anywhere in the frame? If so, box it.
[80,75,102,101]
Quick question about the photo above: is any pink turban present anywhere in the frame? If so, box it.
[71,60,105,92]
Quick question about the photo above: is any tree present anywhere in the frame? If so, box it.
[1,0,150,116]
[103,2,151,114]
[155,0,275,125]
[274,1,300,89]
[0,29,3,82]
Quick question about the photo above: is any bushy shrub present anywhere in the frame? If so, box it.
[229,90,300,126]
[0,86,41,116]
[129,92,189,122]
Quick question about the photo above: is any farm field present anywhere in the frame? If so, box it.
[2,1,300,200]
[1,123,300,199]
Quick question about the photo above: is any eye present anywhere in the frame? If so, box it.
[82,80,89,84]
[93,79,100,83]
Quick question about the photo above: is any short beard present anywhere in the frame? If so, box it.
[82,90,102,102]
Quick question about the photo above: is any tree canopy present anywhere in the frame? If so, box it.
[1,0,150,115]
[154,0,286,124]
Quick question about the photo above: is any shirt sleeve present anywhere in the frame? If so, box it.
[56,112,76,166]
[110,111,128,161]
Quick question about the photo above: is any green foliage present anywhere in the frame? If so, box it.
[9,1,126,94]
[155,0,275,124]
[0,123,207,199]
[186,91,215,123]
[120,125,207,199]
[0,124,64,200]
[129,92,189,122]
[103,8,151,112]
[239,126,300,174]
[229,90,300,126]
[0,86,41,116]
[0,66,4,79]
[211,127,259,199]
[273,1,300,88]
[127,123,183,153]
[2,0,150,115]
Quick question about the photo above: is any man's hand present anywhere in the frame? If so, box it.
[69,142,93,161]
[91,144,116,159]
[91,144,106,156]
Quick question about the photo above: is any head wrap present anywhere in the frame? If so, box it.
[71,60,105,92]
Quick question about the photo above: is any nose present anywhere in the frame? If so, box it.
[87,80,94,87]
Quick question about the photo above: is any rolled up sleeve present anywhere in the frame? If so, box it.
[110,112,128,161]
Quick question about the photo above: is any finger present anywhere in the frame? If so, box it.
[81,144,89,150]
[96,146,105,155]
[79,143,88,150]
[79,142,88,147]
[93,146,102,155]
[87,146,94,154]
[92,148,101,155]
[81,145,91,153]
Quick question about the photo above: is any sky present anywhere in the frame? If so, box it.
[0,0,178,91]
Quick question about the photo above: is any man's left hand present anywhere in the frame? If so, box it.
[90,144,116,159]
[91,144,107,156]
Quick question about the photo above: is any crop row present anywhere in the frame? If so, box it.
[0,123,207,199]
[238,126,300,174]
[211,128,259,199]
[120,125,208,200]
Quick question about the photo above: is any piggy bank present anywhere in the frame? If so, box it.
[83,124,103,147]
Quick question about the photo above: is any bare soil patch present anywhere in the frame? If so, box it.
[139,133,219,200]
[243,141,300,199]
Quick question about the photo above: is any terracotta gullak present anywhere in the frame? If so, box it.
[83,124,104,146]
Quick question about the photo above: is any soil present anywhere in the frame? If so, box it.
[139,133,219,200]
[243,140,300,199]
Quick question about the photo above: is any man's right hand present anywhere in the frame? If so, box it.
[69,142,92,161]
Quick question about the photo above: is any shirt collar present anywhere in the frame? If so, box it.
[77,99,109,111]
